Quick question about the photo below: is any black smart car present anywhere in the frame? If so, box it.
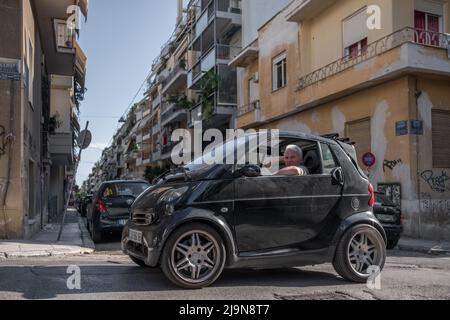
[374,192,403,249]
[88,180,150,243]
[122,132,387,289]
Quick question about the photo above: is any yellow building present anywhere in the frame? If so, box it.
[231,0,450,240]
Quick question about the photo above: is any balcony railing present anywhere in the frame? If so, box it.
[298,27,450,90]
[161,64,187,91]
[238,100,260,117]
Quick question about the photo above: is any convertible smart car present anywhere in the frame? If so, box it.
[122,132,387,289]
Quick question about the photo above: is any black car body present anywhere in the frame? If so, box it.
[88,180,150,242]
[374,192,403,249]
[122,132,387,289]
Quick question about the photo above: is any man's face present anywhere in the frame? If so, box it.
[284,149,302,167]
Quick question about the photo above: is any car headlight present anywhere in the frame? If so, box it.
[157,187,189,206]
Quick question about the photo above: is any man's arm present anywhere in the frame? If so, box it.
[275,166,306,176]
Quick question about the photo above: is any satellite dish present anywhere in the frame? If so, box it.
[78,130,92,150]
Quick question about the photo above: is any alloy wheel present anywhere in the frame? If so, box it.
[170,230,221,284]
[347,230,383,276]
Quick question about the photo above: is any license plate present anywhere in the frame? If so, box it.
[129,229,143,244]
[118,219,128,226]
[376,214,395,223]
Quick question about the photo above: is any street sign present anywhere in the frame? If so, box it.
[362,152,376,168]
[77,130,92,150]
[0,58,21,81]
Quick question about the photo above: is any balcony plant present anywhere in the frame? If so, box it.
[49,113,63,134]
[198,70,218,119]
[179,59,187,70]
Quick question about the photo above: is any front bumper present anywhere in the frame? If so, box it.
[121,223,163,267]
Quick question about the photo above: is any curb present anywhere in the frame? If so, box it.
[78,216,95,252]
[398,244,450,256]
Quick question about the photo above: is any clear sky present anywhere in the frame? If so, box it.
[76,0,177,185]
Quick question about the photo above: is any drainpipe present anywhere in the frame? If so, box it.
[1,79,17,239]
[414,77,422,239]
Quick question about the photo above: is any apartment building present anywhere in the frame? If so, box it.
[186,0,242,132]
[232,0,450,240]
[0,0,89,239]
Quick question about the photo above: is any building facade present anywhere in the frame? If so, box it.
[232,0,450,241]
[0,0,88,239]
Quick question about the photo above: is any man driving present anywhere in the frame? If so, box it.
[274,145,309,176]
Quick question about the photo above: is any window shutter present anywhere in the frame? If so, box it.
[343,7,368,49]
[432,110,450,168]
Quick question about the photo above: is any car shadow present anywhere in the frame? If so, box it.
[0,264,351,299]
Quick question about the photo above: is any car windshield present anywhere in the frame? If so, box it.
[103,183,150,198]
[184,136,248,173]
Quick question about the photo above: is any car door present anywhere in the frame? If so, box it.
[233,141,344,253]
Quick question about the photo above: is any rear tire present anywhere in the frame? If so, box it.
[91,220,102,244]
[161,223,226,289]
[333,224,386,283]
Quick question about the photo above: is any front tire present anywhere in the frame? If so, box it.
[333,225,386,283]
[161,223,226,289]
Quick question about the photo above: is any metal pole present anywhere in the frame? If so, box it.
[57,121,89,241]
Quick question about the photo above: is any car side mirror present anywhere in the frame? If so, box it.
[239,164,261,178]
[331,167,344,186]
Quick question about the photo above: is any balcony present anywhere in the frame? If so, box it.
[189,0,242,51]
[188,44,240,89]
[161,142,178,160]
[152,123,161,136]
[152,150,162,162]
[49,133,74,165]
[161,64,188,95]
[161,103,188,127]
[286,0,336,23]
[152,95,162,110]
[237,100,262,129]
[188,93,235,129]
[296,27,450,110]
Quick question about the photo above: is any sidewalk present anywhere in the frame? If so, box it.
[0,209,94,259]
[398,237,450,256]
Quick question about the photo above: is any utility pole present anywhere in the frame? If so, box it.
[57,121,90,241]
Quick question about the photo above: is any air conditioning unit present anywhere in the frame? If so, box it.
[253,72,259,83]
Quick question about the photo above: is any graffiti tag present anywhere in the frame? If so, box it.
[0,125,7,158]
[421,170,450,193]
[383,159,402,173]
[420,193,450,222]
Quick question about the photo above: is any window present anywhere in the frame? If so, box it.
[321,143,338,174]
[54,20,74,53]
[272,53,287,91]
[345,118,371,169]
[432,110,450,168]
[343,7,368,58]
[346,38,368,59]
[415,11,442,46]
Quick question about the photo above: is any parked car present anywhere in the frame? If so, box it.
[87,180,150,243]
[78,194,93,217]
[122,132,387,289]
[374,192,403,250]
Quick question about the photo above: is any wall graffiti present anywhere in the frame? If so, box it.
[420,193,450,222]
[421,170,450,193]
[383,159,402,172]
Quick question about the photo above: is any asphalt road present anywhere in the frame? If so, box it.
[0,233,449,300]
